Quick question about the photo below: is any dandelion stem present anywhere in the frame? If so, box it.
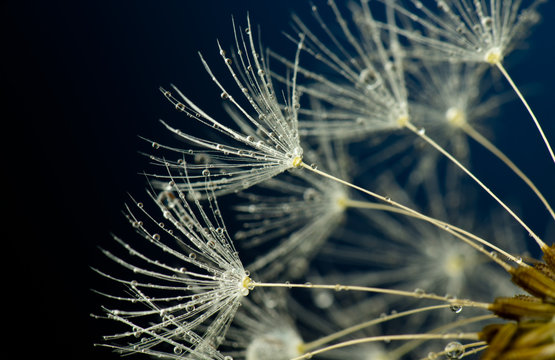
[290,332,480,360]
[403,121,548,252]
[419,341,488,360]
[394,314,496,360]
[301,163,517,270]
[252,281,491,308]
[342,198,411,214]
[494,61,555,164]
[459,344,489,359]
[301,304,452,352]
[461,122,555,221]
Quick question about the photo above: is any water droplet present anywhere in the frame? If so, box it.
[417,127,426,135]
[414,288,425,297]
[450,304,462,313]
[444,341,464,359]
[151,142,160,149]
[220,91,229,100]
[358,68,380,91]
[152,233,160,241]
[481,16,493,29]
[202,169,210,176]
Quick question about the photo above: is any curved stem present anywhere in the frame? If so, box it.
[391,314,497,359]
[290,333,480,360]
[301,304,452,352]
[404,121,548,252]
[495,61,555,164]
[419,341,488,360]
[461,122,555,221]
[460,345,489,358]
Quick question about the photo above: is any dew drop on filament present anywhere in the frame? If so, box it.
[444,341,464,359]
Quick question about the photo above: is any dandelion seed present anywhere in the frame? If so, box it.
[382,0,545,65]
[402,60,498,180]
[151,16,305,196]
[93,183,251,358]
[271,0,410,141]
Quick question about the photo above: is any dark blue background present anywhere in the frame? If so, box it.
[5,1,554,359]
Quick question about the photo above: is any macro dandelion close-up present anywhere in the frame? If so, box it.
[9,0,555,359]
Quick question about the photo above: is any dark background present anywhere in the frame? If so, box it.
[4,1,554,359]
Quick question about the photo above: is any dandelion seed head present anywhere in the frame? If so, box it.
[271,0,410,142]
[150,16,305,196]
[384,0,546,64]
[404,60,499,171]
[94,184,252,357]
